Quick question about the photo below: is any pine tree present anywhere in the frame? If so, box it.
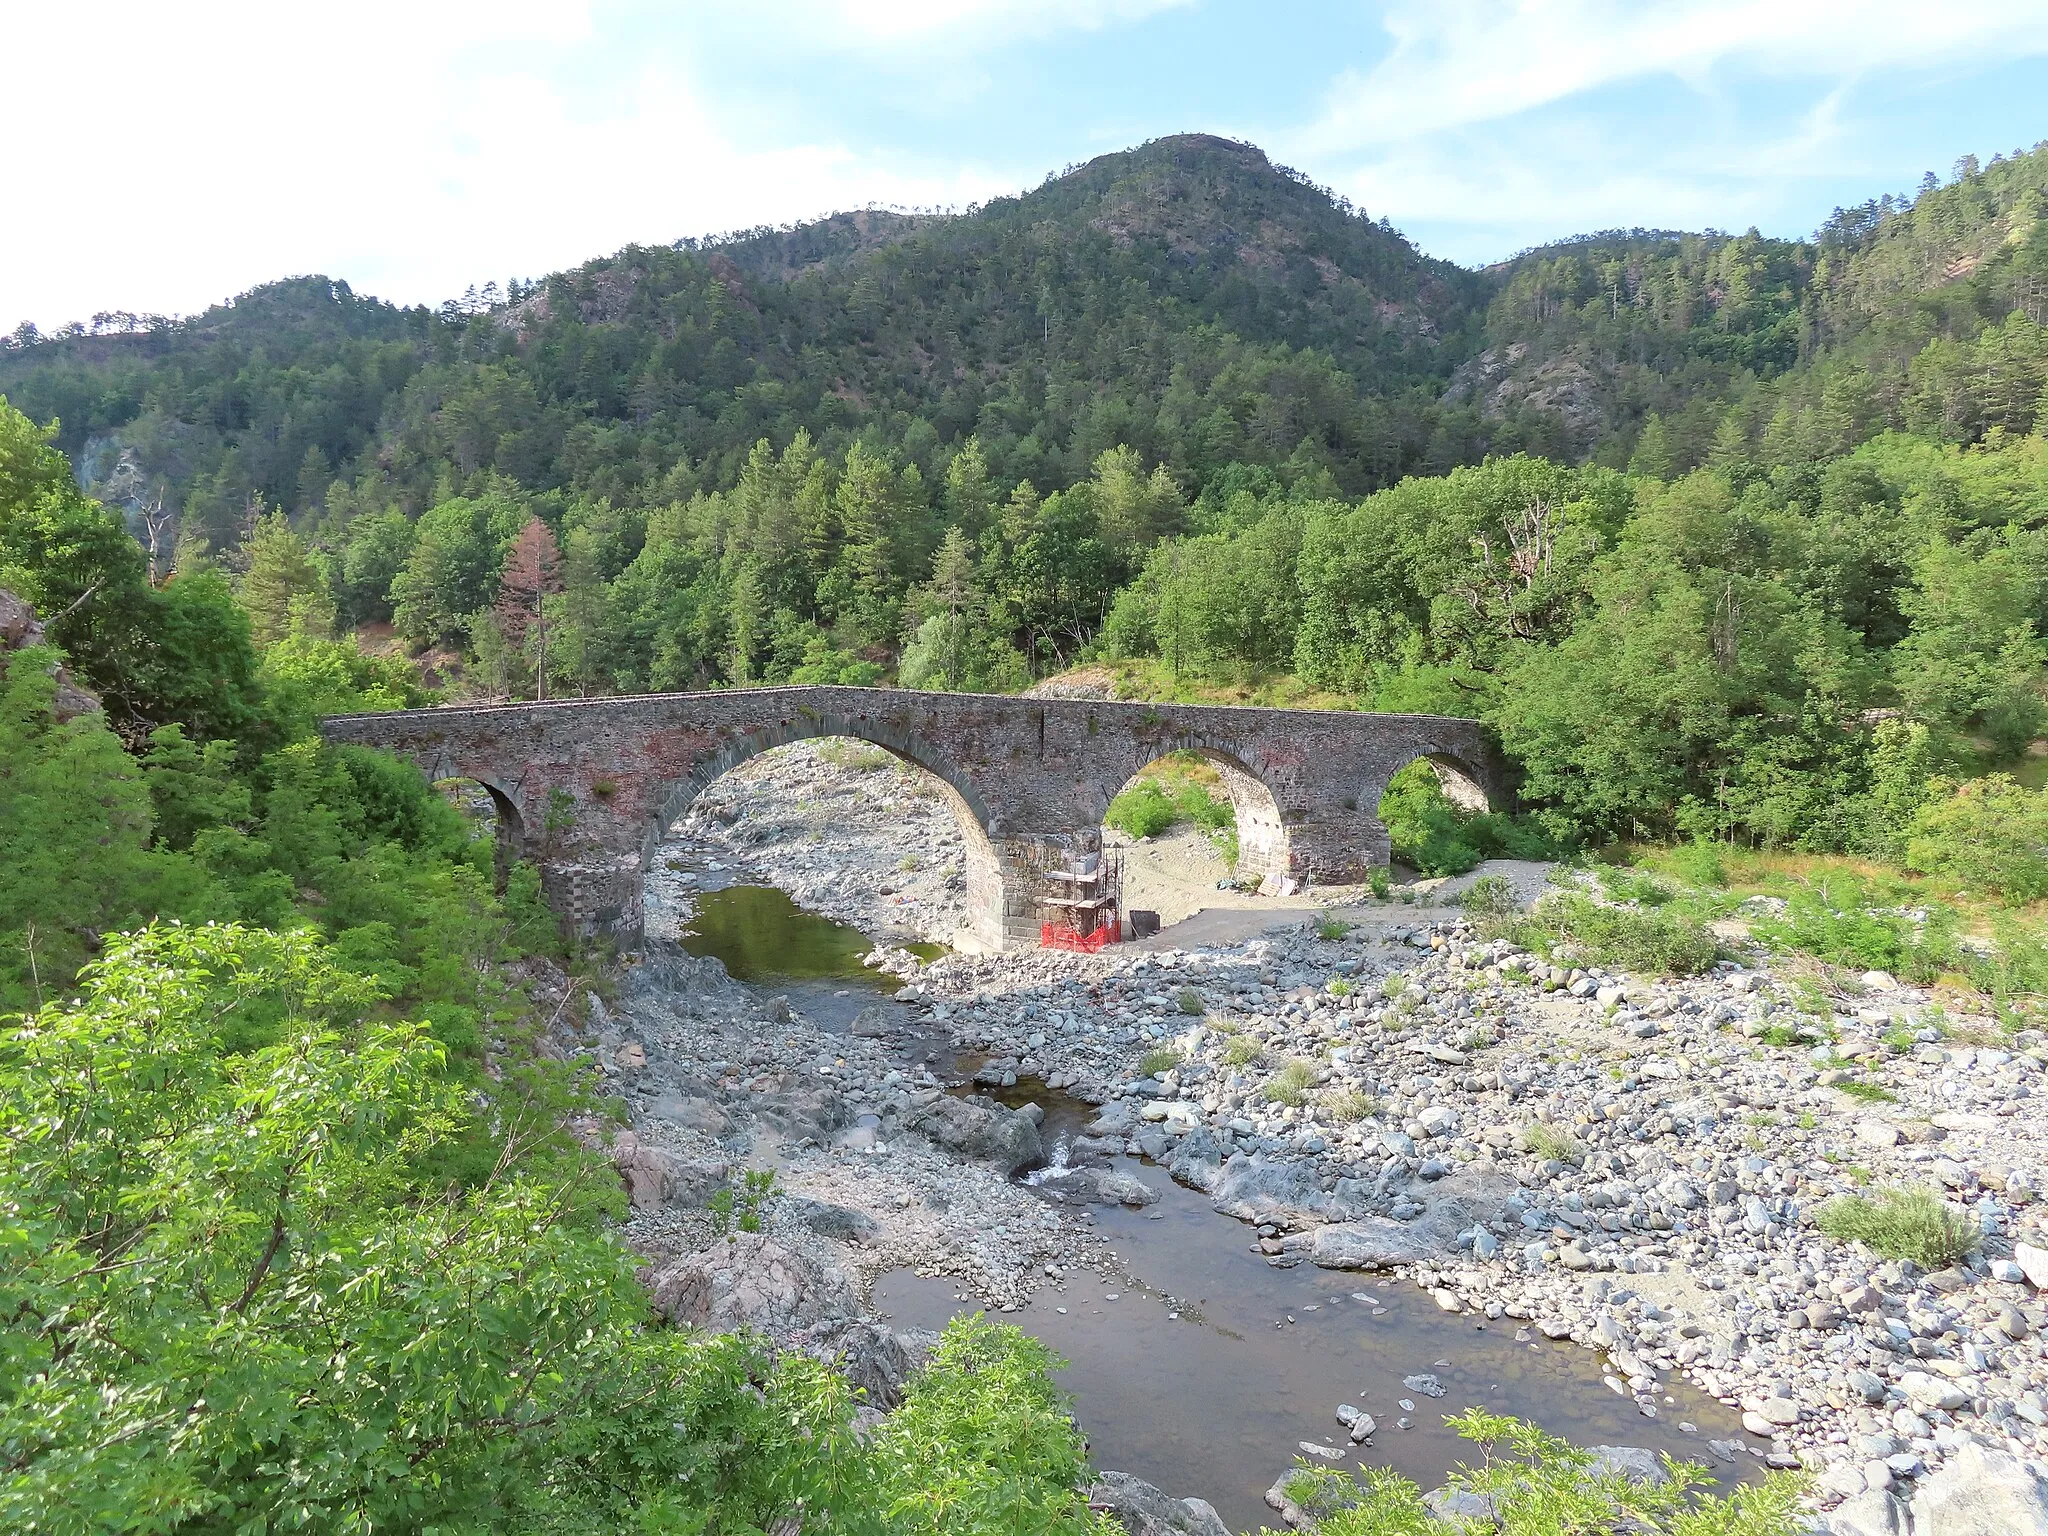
[943,436,996,541]
[239,512,333,646]
[727,563,763,685]
[494,517,563,699]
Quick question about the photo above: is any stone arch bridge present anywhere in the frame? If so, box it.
[319,686,1511,952]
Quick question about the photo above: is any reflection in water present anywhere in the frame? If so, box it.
[677,883,940,981]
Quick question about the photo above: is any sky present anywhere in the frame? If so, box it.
[10,1,2048,331]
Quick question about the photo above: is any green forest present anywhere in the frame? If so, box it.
[4,128,2048,1531]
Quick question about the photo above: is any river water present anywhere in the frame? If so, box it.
[677,883,1757,1532]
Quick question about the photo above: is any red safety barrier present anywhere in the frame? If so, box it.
[1040,919,1120,953]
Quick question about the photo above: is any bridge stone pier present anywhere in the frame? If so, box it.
[319,686,1510,953]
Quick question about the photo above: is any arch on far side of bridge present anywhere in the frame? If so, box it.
[642,709,1011,952]
[1412,751,1494,814]
[431,773,529,884]
[1093,743,1295,889]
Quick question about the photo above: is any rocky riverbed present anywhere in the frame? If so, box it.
[578,739,2048,1533]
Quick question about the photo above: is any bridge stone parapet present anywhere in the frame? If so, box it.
[319,686,1510,952]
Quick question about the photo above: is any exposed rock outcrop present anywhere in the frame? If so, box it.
[645,1232,858,1336]
[0,588,100,720]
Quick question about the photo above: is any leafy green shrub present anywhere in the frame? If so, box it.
[1963,917,2048,1003]
[1595,865,1674,907]
[1278,1410,1804,1535]
[1378,761,1562,877]
[1461,874,1519,923]
[1748,875,1962,983]
[1528,892,1718,976]
[1105,756,1238,846]
[1138,1048,1182,1076]
[1314,911,1352,940]
[1264,1059,1318,1105]
[1379,759,1484,876]
[1907,774,2048,903]
[869,1315,1113,1534]
[1105,780,1177,838]
[1662,840,1728,887]
[1817,1188,1976,1270]
[0,924,1116,1535]
[710,1168,779,1237]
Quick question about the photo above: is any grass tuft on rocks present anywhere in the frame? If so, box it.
[1323,1090,1381,1123]
[1263,1059,1318,1106]
[1222,1035,1263,1066]
[1519,1124,1584,1164]
[1137,1048,1182,1077]
[1816,1187,1976,1270]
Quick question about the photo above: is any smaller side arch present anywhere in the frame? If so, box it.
[1092,741,1298,890]
[1416,752,1493,814]
[432,773,528,889]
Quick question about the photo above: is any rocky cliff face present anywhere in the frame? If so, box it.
[0,589,100,720]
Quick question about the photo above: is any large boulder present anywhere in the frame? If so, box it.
[1909,1442,2048,1534]
[1209,1155,1367,1225]
[1823,1490,1911,1536]
[1290,1218,1439,1270]
[786,1196,882,1243]
[1164,1128,1230,1193]
[645,1233,857,1336]
[1088,1471,1232,1536]
[1032,1165,1159,1207]
[0,588,99,719]
[622,945,746,1007]
[756,1084,849,1140]
[903,1094,1042,1174]
[608,1130,728,1214]
[1586,1446,1667,1486]
[1412,1167,1518,1235]
[788,1318,913,1408]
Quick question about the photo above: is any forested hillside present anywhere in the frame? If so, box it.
[8,124,2048,1534]
[2,131,2046,857]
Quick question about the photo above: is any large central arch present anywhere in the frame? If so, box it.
[642,707,1010,952]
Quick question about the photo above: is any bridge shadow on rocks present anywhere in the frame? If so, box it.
[319,686,1510,952]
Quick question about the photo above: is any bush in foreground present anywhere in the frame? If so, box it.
[1817,1188,1977,1271]
[1266,1410,1803,1535]
[1517,891,1719,976]
[0,923,1112,1535]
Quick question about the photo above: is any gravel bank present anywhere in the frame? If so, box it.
[613,739,2048,1528]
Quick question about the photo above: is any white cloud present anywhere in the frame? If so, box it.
[1267,0,2048,264]
[779,0,1192,46]
[3,2,1024,329]
[1300,0,2048,152]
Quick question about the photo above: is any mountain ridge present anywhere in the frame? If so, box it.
[2,130,2043,550]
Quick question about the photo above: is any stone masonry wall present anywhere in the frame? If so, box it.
[320,686,1510,950]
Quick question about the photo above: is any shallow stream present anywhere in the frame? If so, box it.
[674,881,1756,1533]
